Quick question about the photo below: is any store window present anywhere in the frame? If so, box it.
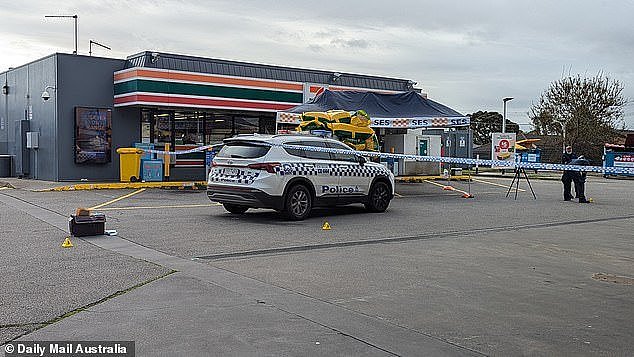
[235,116,259,135]
[174,111,204,145]
[153,112,172,144]
[141,109,275,148]
[205,114,233,145]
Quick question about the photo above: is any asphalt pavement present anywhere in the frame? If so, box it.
[1,175,632,356]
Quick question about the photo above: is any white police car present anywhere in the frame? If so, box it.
[207,134,395,220]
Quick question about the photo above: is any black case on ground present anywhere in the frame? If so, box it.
[69,213,106,237]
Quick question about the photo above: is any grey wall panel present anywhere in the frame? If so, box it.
[0,56,57,179]
[27,56,57,180]
[6,66,29,175]
[0,73,8,153]
[56,54,127,181]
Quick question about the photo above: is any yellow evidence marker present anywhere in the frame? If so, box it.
[322,222,332,230]
[61,237,74,248]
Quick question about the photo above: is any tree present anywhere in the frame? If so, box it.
[468,111,520,145]
[529,74,626,163]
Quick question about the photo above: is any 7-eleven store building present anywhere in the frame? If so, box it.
[0,51,415,182]
[113,51,415,180]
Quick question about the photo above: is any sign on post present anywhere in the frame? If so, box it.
[491,133,516,168]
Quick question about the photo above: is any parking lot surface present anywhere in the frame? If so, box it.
[1,175,632,356]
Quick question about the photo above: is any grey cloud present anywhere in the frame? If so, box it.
[0,0,633,128]
[329,38,370,49]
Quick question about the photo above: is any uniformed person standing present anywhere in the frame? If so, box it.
[561,146,577,201]
[569,155,590,203]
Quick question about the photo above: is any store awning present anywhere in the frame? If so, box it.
[276,90,469,128]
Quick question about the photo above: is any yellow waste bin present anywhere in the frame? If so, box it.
[116,148,144,182]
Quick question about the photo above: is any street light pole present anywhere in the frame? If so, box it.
[45,14,78,55]
[89,40,111,56]
[502,97,514,133]
[73,14,77,55]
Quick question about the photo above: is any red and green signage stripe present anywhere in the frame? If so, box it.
[115,79,303,103]
[114,94,296,111]
[114,68,303,92]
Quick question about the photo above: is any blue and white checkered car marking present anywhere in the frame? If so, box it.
[208,168,260,185]
[274,162,390,178]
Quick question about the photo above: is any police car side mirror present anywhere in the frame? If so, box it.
[357,155,367,165]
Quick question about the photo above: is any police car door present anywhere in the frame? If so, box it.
[327,141,368,197]
[285,141,338,200]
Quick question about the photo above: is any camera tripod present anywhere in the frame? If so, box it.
[506,166,537,200]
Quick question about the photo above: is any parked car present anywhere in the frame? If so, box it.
[207,134,394,220]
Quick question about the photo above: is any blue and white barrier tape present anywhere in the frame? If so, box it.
[279,143,634,176]
[140,144,223,156]
[137,142,634,176]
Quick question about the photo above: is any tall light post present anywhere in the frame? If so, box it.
[502,97,514,133]
[45,14,78,55]
[89,40,111,56]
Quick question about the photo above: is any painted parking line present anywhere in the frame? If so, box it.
[89,188,146,210]
[96,203,221,211]
[472,178,525,192]
[394,192,403,198]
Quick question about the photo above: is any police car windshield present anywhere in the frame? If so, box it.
[217,141,270,159]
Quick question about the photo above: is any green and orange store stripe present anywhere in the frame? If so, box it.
[114,68,304,111]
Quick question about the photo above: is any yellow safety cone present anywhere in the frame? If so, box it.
[322,222,332,230]
[61,236,74,248]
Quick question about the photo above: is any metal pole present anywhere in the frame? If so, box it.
[44,15,78,55]
[502,101,507,133]
[73,15,77,55]
[89,40,111,57]
[502,97,513,134]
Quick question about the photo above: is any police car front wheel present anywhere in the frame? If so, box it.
[223,203,249,214]
[365,181,391,213]
[284,184,312,220]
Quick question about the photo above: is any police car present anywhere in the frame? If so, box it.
[207,134,394,220]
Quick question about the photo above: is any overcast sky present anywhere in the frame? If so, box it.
[1,0,633,129]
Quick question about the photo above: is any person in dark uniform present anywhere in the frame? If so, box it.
[569,155,590,203]
[561,145,577,200]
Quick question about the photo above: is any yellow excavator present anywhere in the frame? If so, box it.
[297,110,379,151]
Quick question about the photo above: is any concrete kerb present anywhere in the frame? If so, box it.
[35,181,207,192]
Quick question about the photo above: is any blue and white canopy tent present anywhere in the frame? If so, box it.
[276,89,469,130]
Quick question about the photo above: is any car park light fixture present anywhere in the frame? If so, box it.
[45,14,78,55]
[502,97,514,133]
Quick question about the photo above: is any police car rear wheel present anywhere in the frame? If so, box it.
[223,203,249,214]
[284,184,312,220]
[365,181,390,212]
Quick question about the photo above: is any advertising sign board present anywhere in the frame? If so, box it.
[491,133,516,168]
